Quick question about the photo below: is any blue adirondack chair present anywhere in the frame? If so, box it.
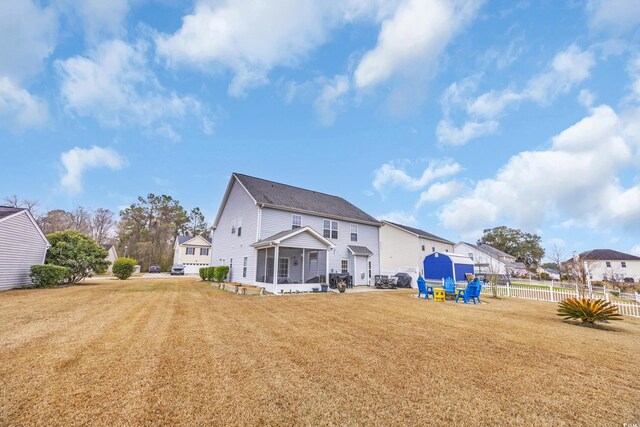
[417,277,433,299]
[456,279,482,304]
[443,277,456,295]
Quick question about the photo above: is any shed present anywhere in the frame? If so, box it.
[423,252,474,283]
[0,206,50,290]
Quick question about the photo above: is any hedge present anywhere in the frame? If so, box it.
[112,258,137,280]
[214,266,229,282]
[29,265,71,288]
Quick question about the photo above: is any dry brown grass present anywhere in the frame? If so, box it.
[1,278,639,426]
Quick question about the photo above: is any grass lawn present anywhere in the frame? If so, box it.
[1,278,639,426]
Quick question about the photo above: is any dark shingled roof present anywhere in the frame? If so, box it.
[234,173,380,225]
[101,244,114,250]
[578,249,640,261]
[385,221,453,244]
[347,245,374,256]
[177,235,212,245]
[0,206,24,220]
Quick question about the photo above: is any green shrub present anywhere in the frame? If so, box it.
[539,272,550,281]
[557,298,622,326]
[29,265,71,288]
[199,267,207,281]
[206,266,216,281]
[45,230,110,283]
[112,258,137,280]
[214,265,229,282]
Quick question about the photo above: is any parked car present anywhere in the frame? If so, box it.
[148,263,161,273]
[171,264,185,275]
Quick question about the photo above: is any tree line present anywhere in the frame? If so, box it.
[4,194,210,270]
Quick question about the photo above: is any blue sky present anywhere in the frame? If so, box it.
[1,0,640,260]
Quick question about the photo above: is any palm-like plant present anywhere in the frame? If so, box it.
[557,298,622,326]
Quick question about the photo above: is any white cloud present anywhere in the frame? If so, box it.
[438,45,596,145]
[436,119,498,146]
[587,0,640,33]
[354,0,482,89]
[60,146,125,194]
[0,0,57,81]
[373,159,462,192]
[578,89,595,107]
[377,210,417,225]
[314,75,350,126]
[156,0,359,97]
[56,39,207,135]
[53,0,130,41]
[416,181,465,207]
[439,105,640,235]
[0,77,48,129]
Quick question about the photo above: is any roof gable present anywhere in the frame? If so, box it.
[0,207,49,246]
[382,221,453,244]
[233,173,380,225]
[177,235,212,246]
[251,226,334,248]
[578,249,640,261]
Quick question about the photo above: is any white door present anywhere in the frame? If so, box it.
[354,255,368,285]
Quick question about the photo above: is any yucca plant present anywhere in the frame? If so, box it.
[557,298,622,326]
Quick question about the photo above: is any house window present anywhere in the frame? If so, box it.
[278,258,289,278]
[350,224,358,242]
[200,248,209,256]
[230,258,233,272]
[621,262,627,268]
[445,249,449,253]
[432,246,435,252]
[469,253,474,260]
[186,247,195,255]
[341,259,348,274]
[606,262,611,267]
[421,245,425,251]
[368,261,372,279]
[292,214,302,229]
[237,218,242,237]
[322,220,338,239]
[243,257,248,278]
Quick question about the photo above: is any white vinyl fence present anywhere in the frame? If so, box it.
[481,283,640,318]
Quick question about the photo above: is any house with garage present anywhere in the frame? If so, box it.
[101,244,118,272]
[570,249,640,283]
[454,242,527,277]
[210,173,381,293]
[379,221,454,279]
[173,235,212,274]
[0,206,50,290]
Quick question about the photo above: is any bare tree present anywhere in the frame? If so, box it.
[68,207,92,235]
[549,244,565,282]
[40,210,73,235]
[91,208,116,244]
[4,195,42,223]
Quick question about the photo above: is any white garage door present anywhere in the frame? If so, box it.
[183,263,209,274]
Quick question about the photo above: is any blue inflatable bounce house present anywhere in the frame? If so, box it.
[423,252,474,283]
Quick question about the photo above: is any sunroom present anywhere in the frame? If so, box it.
[252,226,335,294]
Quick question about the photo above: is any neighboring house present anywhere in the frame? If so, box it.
[101,244,118,272]
[0,206,50,290]
[570,249,640,282]
[210,173,381,293]
[454,242,527,276]
[543,268,560,280]
[379,221,454,277]
[173,235,212,274]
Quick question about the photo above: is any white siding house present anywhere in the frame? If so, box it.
[101,244,118,272]
[379,221,454,281]
[0,207,50,290]
[454,242,527,276]
[571,249,640,282]
[173,235,212,274]
[210,173,381,293]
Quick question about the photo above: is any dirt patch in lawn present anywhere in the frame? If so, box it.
[1,278,639,426]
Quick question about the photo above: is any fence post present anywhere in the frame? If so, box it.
[603,285,609,302]
[506,281,511,297]
[549,283,554,302]
[575,283,579,299]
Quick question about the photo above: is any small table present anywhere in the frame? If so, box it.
[433,288,446,302]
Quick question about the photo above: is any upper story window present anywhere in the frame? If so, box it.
[606,261,611,267]
[469,252,474,260]
[237,218,242,237]
[421,244,425,251]
[323,219,338,239]
[432,246,435,252]
[292,214,302,229]
[186,247,195,255]
[621,262,627,268]
[200,248,209,256]
[350,224,358,242]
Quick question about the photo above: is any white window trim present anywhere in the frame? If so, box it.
[350,224,358,242]
[341,259,349,274]
[292,214,302,229]
[278,257,290,278]
[243,257,248,278]
[324,219,339,239]
[186,247,195,255]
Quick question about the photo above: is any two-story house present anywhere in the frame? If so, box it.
[173,235,212,274]
[210,173,381,293]
[379,221,454,277]
[454,242,527,276]
[570,249,640,282]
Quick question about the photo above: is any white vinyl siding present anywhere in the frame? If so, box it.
[0,212,49,290]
